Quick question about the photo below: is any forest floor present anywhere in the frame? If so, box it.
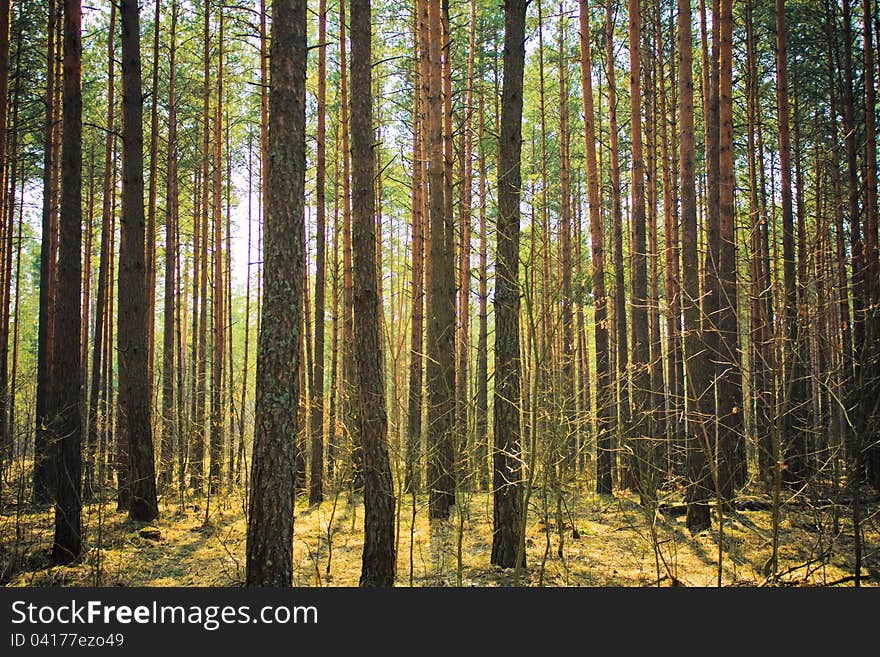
[2,478,879,587]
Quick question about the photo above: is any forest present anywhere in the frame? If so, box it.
[0,0,878,588]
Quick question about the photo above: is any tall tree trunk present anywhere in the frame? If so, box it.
[491,0,526,569]
[119,0,159,522]
[475,85,489,491]
[193,1,211,495]
[34,0,60,504]
[824,0,853,482]
[627,0,653,501]
[426,0,456,520]
[680,0,712,532]
[606,0,627,482]
[339,0,359,489]
[52,0,84,563]
[747,0,774,487]
[0,0,11,465]
[238,133,255,485]
[716,0,744,498]
[309,0,328,506]
[86,3,116,499]
[456,0,476,489]
[209,5,225,495]
[406,0,426,494]
[841,0,864,469]
[558,3,576,470]
[658,4,682,476]
[245,0,306,587]
[776,0,807,485]
[160,0,179,492]
[146,0,161,400]
[580,0,613,495]
[350,0,396,585]
[862,0,880,488]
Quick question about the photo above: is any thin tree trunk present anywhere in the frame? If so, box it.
[146,0,161,399]
[627,0,653,501]
[475,85,488,491]
[159,0,179,492]
[209,5,225,495]
[309,0,328,506]
[776,0,807,485]
[606,0,627,482]
[680,0,712,532]
[406,0,426,494]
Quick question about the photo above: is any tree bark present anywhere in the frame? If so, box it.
[679,0,712,532]
[579,0,613,495]
[309,0,329,506]
[52,0,84,564]
[34,0,60,504]
[160,0,179,492]
[425,0,456,520]
[119,0,159,522]
[245,0,306,587]
[491,0,526,569]
[350,0,396,585]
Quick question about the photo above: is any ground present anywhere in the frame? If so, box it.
[2,479,878,587]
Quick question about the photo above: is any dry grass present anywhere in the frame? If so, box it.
[2,480,878,587]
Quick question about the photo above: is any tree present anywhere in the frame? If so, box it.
[579,0,613,495]
[425,0,456,520]
[33,0,60,504]
[491,0,526,569]
[715,0,744,498]
[350,0,396,586]
[119,0,159,522]
[628,0,653,500]
[159,0,179,492]
[309,0,329,506]
[85,2,117,499]
[679,0,712,532]
[776,0,808,486]
[406,0,427,494]
[52,0,84,564]
[246,0,306,587]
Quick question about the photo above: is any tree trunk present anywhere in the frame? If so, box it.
[34,0,60,504]
[406,0,426,494]
[579,0,613,496]
[119,0,159,522]
[491,0,526,569]
[679,0,712,532]
[426,0,456,520]
[52,0,84,563]
[245,0,306,587]
[209,5,225,495]
[309,0,328,506]
[146,0,161,399]
[339,0,359,490]
[776,0,807,486]
[350,0,396,585]
[713,0,745,499]
[159,0,179,492]
[627,0,653,501]
[606,0,627,483]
